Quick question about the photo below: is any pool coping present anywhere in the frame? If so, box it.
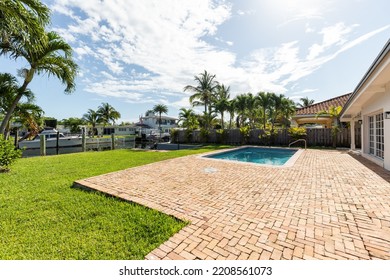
[198,145,304,168]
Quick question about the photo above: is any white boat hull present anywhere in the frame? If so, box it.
[19,137,82,149]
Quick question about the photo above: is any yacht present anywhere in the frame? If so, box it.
[18,129,82,149]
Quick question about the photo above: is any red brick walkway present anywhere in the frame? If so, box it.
[75,149,390,260]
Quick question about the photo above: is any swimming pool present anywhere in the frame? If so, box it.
[204,147,299,166]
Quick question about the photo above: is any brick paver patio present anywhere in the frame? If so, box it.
[75,149,390,260]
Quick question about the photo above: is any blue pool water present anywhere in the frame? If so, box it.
[205,147,297,166]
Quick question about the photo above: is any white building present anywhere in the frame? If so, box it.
[139,111,178,133]
[340,39,390,171]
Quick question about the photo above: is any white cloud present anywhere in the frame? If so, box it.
[51,0,389,108]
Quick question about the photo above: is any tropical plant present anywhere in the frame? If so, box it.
[178,108,198,130]
[0,73,41,138]
[0,0,50,56]
[257,92,273,130]
[0,31,78,137]
[60,117,85,134]
[212,84,230,129]
[316,105,343,147]
[153,104,168,133]
[227,99,236,129]
[234,94,248,128]
[297,97,315,108]
[288,127,307,141]
[184,70,218,129]
[83,109,102,137]
[97,102,121,126]
[0,134,22,172]
[239,125,251,144]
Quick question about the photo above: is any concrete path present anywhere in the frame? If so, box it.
[75,149,390,260]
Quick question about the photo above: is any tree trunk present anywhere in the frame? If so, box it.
[0,90,25,137]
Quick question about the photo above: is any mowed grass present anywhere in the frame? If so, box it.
[0,147,225,259]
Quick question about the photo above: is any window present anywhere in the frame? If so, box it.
[118,128,127,132]
[368,113,384,159]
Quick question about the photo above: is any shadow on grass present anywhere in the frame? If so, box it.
[349,153,390,184]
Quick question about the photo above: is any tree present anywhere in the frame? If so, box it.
[178,108,198,130]
[297,97,315,108]
[0,0,50,56]
[153,104,168,140]
[234,94,248,128]
[0,73,39,138]
[60,117,85,134]
[0,31,78,136]
[227,99,236,129]
[83,109,102,137]
[97,102,121,126]
[184,70,218,129]
[257,92,273,130]
[316,105,343,147]
[212,84,230,129]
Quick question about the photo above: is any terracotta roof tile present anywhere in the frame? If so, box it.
[295,93,352,115]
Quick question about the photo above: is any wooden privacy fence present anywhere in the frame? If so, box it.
[174,128,361,148]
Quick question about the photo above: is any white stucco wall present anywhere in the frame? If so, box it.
[361,85,390,170]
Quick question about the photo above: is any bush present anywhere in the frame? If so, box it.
[0,135,22,172]
[200,128,210,143]
[216,129,229,144]
[170,128,178,143]
[239,126,251,144]
[288,127,307,140]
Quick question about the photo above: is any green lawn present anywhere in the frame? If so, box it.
[0,147,224,259]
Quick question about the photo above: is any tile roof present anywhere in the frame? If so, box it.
[295,93,352,116]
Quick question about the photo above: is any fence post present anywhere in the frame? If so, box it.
[40,135,46,156]
[111,134,115,150]
[82,131,87,152]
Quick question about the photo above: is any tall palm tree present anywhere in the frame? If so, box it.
[213,84,230,129]
[153,104,168,141]
[0,31,78,136]
[297,97,315,108]
[83,109,102,137]
[316,105,343,147]
[97,102,121,126]
[0,0,50,56]
[227,99,236,129]
[234,94,248,128]
[14,102,44,136]
[184,70,218,129]
[257,92,273,130]
[280,98,296,128]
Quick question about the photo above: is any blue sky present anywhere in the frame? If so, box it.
[1,0,389,123]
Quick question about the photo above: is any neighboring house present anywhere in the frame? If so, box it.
[292,93,352,128]
[340,39,390,171]
[95,125,138,136]
[138,111,178,132]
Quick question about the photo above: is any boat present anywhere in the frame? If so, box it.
[18,129,82,149]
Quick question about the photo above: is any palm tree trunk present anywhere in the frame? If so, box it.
[221,112,224,129]
[0,91,25,137]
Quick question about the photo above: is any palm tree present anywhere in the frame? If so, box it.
[227,99,236,129]
[280,98,296,128]
[297,97,315,108]
[0,73,36,138]
[257,92,273,130]
[97,102,121,126]
[83,109,102,137]
[153,104,168,134]
[316,105,343,147]
[234,94,248,128]
[184,70,218,129]
[178,108,198,130]
[212,84,230,129]
[14,102,44,136]
[0,0,50,56]
[0,31,78,136]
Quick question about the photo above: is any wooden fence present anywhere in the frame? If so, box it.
[174,128,361,148]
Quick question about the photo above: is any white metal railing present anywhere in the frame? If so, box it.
[289,139,307,149]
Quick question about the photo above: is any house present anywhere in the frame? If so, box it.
[292,93,352,128]
[138,110,178,133]
[340,39,390,171]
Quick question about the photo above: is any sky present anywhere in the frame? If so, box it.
[1,0,389,123]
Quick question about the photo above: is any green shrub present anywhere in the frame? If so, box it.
[0,135,22,172]
[170,128,178,143]
[216,129,229,144]
[288,127,307,140]
[200,128,210,142]
[239,126,251,144]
